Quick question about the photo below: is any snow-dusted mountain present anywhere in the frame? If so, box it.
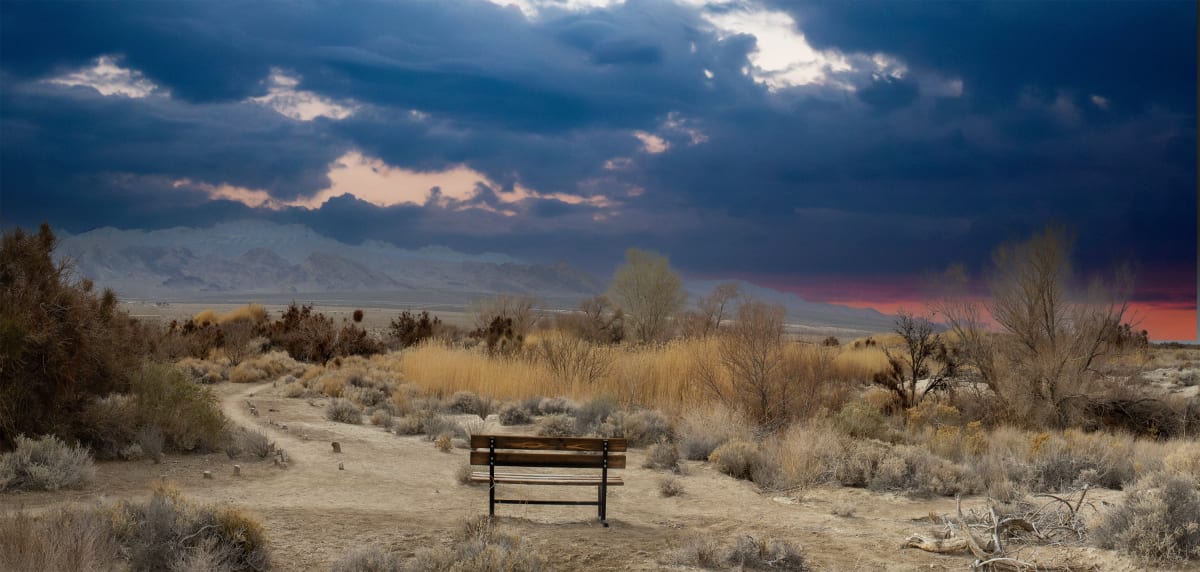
[56,220,602,299]
[57,220,893,332]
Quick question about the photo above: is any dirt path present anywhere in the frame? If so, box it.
[2,381,1143,570]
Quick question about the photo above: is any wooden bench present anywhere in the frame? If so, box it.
[470,435,626,527]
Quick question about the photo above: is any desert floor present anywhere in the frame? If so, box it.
[1,380,1162,571]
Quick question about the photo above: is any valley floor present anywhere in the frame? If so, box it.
[1,381,1157,571]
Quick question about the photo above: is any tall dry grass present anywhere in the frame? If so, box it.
[400,339,710,414]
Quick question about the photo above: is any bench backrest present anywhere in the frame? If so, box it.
[469,435,627,469]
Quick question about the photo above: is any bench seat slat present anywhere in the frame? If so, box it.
[470,435,628,452]
[469,451,626,469]
[470,472,625,486]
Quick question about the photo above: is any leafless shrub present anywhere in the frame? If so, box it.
[531,332,613,386]
[555,295,624,344]
[448,391,482,415]
[537,396,576,415]
[607,248,686,343]
[434,433,453,452]
[678,282,740,339]
[424,416,463,441]
[872,311,957,409]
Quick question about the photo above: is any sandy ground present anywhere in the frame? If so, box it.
[1,381,1164,571]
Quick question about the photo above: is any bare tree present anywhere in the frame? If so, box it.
[873,311,956,410]
[558,295,624,344]
[939,228,1132,426]
[607,249,686,343]
[694,300,833,428]
[679,282,741,338]
[471,294,539,339]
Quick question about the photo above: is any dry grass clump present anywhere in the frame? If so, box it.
[659,475,685,497]
[332,545,402,572]
[434,433,454,452]
[224,427,275,460]
[536,414,576,437]
[1164,442,1200,482]
[667,533,808,570]
[111,484,270,572]
[408,516,544,571]
[370,409,395,429]
[228,351,304,384]
[1093,471,1200,564]
[0,434,95,492]
[709,440,768,482]
[1,484,270,572]
[326,399,363,424]
[0,507,120,571]
[423,416,464,441]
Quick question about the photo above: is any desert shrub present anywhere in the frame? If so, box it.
[833,401,890,440]
[677,407,748,461]
[1164,442,1200,482]
[830,502,856,517]
[408,516,543,571]
[498,403,533,426]
[370,409,395,429]
[644,441,680,472]
[229,351,305,384]
[262,303,338,363]
[667,535,723,568]
[727,535,809,571]
[659,475,684,497]
[1094,472,1200,563]
[448,391,482,415]
[424,416,463,441]
[537,396,576,415]
[79,393,139,460]
[114,485,270,572]
[666,533,807,570]
[0,434,95,492]
[326,399,363,424]
[136,426,165,464]
[574,396,619,435]
[128,363,228,453]
[176,358,226,384]
[536,414,576,437]
[0,507,120,571]
[709,440,763,481]
[0,224,148,449]
[282,382,307,398]
[226,428,274,460]
[333,545,402,572]
[608,410,673,447]
[389,310,442,349]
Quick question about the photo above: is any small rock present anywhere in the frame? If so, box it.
[202,470,213,480]
[233,465,241,476]
[332,441,342,454]
[338,462,345,471]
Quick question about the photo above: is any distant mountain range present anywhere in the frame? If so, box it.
[57,220,894,333]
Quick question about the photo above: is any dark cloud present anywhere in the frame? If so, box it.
[0,0,1193,308]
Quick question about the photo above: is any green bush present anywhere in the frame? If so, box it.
[128,363,227,452]
[0,434,95,492]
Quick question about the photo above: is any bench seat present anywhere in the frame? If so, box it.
[469,472,625,486]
